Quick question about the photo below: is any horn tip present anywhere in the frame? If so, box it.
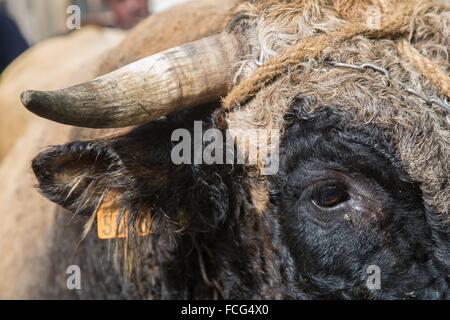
[20,90,40,110]
[20,90,32,106]
[20,90,54,118]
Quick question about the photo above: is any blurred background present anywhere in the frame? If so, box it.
[0,0,188,71]
[0,0,191,161]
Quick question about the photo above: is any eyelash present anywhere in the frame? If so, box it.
[304,180,349,208]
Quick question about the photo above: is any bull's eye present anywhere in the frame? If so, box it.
[311,184,349,208]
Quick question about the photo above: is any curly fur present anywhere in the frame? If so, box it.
[225,0,449,218]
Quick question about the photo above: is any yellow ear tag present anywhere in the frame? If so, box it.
[97,195,151,240]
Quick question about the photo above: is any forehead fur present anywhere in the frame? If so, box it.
[225,0,449,216]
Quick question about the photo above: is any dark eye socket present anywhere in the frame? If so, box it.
[311,183,349,208]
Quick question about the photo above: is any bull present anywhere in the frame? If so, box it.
[12,0,450,299]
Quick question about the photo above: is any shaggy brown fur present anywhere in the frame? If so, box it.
[224,0,449,219]
[398,40,450,97]
[223,0,420,107]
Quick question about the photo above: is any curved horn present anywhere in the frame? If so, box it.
[20,33,240,128]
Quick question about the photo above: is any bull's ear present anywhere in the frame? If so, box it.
[31,117,186,219]
[32,140,130,216]
[32,129,174,217]
[32,115,231,229]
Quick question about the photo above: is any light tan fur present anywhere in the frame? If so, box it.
[0,0,233,298]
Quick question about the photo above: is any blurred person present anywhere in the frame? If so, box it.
[106,0,148,29]
[0,9,28,73]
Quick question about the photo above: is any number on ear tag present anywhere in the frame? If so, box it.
[97,194,151,240]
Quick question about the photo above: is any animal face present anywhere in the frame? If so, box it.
[23,0,449,300]
[271,104,449,299]
[30,103,450,299]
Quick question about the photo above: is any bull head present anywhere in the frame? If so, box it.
[20,0,450,300]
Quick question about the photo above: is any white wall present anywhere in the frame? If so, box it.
[149,0,189,14]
